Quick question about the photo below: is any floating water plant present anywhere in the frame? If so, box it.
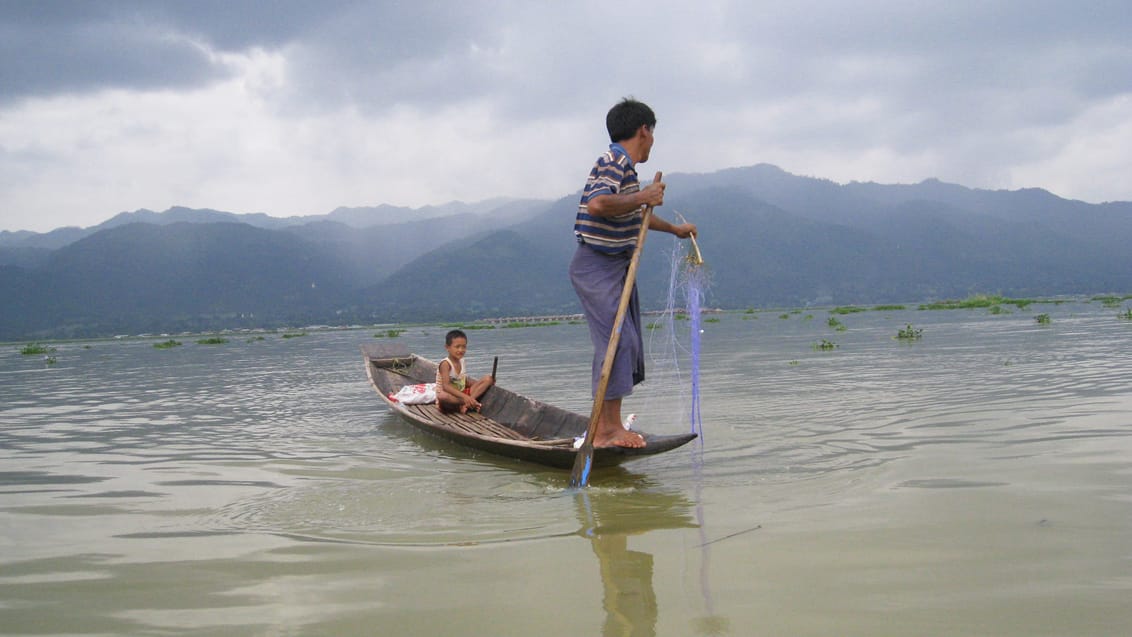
[1035,313,1051,325]
[873,304,905,311]
[830,306,867,315]
[827,317,847,331]
[813,339,838,351]
[705,317,721,323]
[896,324,923,339]
[778,313,790,320]
[196,336,228,345]
[1093,295,1132,308]
[646,322,663,331]
[502,321,560,328]
[281,332,308,338]
[20,343,53,355]
[375,329,406,338]
[1119,308,1132,321]
[919,294,1036,311]
[153,339,182,349]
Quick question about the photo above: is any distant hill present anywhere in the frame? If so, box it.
[2,165,1131,340]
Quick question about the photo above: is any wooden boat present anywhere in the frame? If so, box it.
[362,342,698,469]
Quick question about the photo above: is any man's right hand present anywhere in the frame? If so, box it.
[639,181,665,207]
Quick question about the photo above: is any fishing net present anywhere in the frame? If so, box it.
[644,222,709,438]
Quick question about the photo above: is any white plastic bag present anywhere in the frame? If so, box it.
[390,383,437,405]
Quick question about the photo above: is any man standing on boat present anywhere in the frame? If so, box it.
[570,97,697,448]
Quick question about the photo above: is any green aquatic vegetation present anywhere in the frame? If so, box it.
[896,324,923,340]
[873,305,905,311]
[646,322,663,330]
[788,360,800,366]
[374,329,405,338]
[1035,313,1051,325]
[830,306,867,315]
[246,336,265,342]
[44,355,57,365]
[20,343,53,355]
[813,339,838,351]
[153,339,182,349]
[802,314,814,321]
[1093,295,1132,308]
[445,323,494,331]
[281,332,308,338]
[987,305,1009,315]
[827,317,847,331]
[778,313,790,320]
[1118,308,1132,320]
[196,337,229,345]
[503,321,560,328]
[705,317,721,323]
[744,308,757,314]
[919,294,1036,311]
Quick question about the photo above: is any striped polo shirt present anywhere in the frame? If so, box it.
[574,143,642,254]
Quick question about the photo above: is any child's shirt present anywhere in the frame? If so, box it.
[437,356,467,392]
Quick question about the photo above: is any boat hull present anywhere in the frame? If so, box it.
[362,342,697,469]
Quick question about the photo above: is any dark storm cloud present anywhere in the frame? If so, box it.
[3,1,1132,232]
[4,1,1130,114]
[0,0,345,103]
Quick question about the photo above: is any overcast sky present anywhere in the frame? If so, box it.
[2,1,1131,232]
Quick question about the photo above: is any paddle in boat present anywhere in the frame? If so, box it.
[361,342,697,469]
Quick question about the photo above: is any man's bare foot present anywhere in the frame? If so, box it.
[594,428,646,449]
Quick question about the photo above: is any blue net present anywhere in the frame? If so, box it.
[649,229,708,439]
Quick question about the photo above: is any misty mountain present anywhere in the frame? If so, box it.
[2,165,1131,340]
[0,198,547,269]
[2,222,355,338]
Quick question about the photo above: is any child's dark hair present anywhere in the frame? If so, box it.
[445,329,467,345]
[606,97,656,143]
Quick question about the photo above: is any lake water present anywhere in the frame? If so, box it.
[3,299,1132,636]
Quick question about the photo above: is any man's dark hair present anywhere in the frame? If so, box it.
[445,329,467,345]
[606,97,656,143]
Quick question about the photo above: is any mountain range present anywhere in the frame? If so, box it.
[3,164,1131,340]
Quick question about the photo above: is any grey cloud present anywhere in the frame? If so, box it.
[2,0,1131,233]
[0,18,223,102]
[0,0,348,103]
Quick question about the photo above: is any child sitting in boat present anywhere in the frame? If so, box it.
[436,329,494,414]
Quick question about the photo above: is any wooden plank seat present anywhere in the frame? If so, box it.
[402,402,528,440]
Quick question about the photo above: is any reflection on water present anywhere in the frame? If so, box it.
[574,481,698,637]
[2,300,1132,635]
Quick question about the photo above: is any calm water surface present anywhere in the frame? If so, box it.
[2,300,1132,636]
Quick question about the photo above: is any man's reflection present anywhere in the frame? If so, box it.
[574,477,698,637]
